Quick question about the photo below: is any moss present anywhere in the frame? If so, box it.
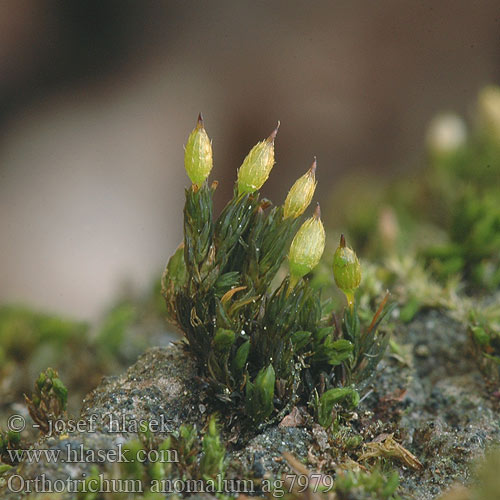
[321,86,500,302]
[24,367,68,435]
[333,467,401,500]
[162,116,393,427]
[3,95,500,498]
[467,304,500,381]
[0,306,88,361]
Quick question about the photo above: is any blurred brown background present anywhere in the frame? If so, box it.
[1,0,499,319]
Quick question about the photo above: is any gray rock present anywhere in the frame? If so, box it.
[80,343,204,434]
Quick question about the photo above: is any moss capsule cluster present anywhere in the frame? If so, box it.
[164,115,392,427]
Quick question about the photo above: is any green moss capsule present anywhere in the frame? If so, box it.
[288,204,325,287]
[184,113,213,187]
[283,158,317,219]
[333,234,361,309]
[237,123,279,195]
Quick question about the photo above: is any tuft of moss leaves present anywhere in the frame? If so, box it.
[162,116,393,427]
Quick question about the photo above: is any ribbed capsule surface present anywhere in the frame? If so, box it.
[284,159,317,219]
[288,207,325,280]
[333,235,361,293]
[237,125,278,195]
[184,114,213,186]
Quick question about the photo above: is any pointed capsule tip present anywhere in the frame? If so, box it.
[340,234,346,248]
[313,203,321,220]
[309,157,317,175]
[197,112,204,128]
[267,121,280,142]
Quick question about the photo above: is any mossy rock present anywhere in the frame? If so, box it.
[2,312,500,499]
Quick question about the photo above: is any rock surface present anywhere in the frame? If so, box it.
[364,310,500,498]
[80,343,204,433]
[2,311,499,499]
